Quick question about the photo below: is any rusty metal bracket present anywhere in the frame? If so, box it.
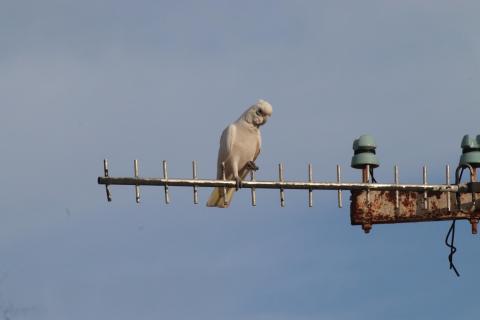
[351,164,480,234]
[350,189,480,226]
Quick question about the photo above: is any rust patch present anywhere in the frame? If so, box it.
[401,192,417,215]
[385,191,396,202]
[350,191,364,225]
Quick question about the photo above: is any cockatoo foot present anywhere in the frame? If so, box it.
[246,161,259,171]
[235,176,242,191]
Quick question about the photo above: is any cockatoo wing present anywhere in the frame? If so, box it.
[216,124,236,179]
[207,125,237,207]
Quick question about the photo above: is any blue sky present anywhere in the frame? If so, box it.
[1,0,480,319]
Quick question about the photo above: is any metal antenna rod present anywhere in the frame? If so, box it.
[134,159,140,203]
[163,160,170,204]
[472,167,477,208]
[394,165,399,209]
[423,165,428,210]
[366,164,370,204]
[279,163,285,207]
[192,161,199,205]
[103,159,112,202]
[99,176,462,192]
[363,164,372,234]
[337,165,342,208]
[308,163,313,207]
[446,164,451,212]
[251,170,257,207]
[221,162,227,206]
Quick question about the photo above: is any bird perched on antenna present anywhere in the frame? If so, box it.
[207,100,273,208]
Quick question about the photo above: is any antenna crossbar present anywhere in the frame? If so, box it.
[97,176,462,193]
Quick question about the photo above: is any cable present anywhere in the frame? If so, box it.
[444,166,466,277]
[369,167,377,183]
[445,219,460,277]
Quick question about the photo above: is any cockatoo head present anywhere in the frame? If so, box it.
[241,99,273,128]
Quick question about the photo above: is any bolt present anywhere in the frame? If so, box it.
[470,218,478,234]
[362,223,372,234]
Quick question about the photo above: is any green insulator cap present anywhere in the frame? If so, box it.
[352,153,380,169]
[353,134,377,151]
[351,134,379,169]
[461,134,480,151]
[459,135,480,168]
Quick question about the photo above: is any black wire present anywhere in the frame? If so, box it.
[445,219,460,277]
[369,167,377,183]
[444,166,465,277]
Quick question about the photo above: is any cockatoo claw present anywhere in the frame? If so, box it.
[235,176,242,191]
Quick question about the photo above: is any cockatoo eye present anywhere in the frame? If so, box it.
[256,109,263,116]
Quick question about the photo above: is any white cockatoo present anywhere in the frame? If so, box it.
[207,100,273,208]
